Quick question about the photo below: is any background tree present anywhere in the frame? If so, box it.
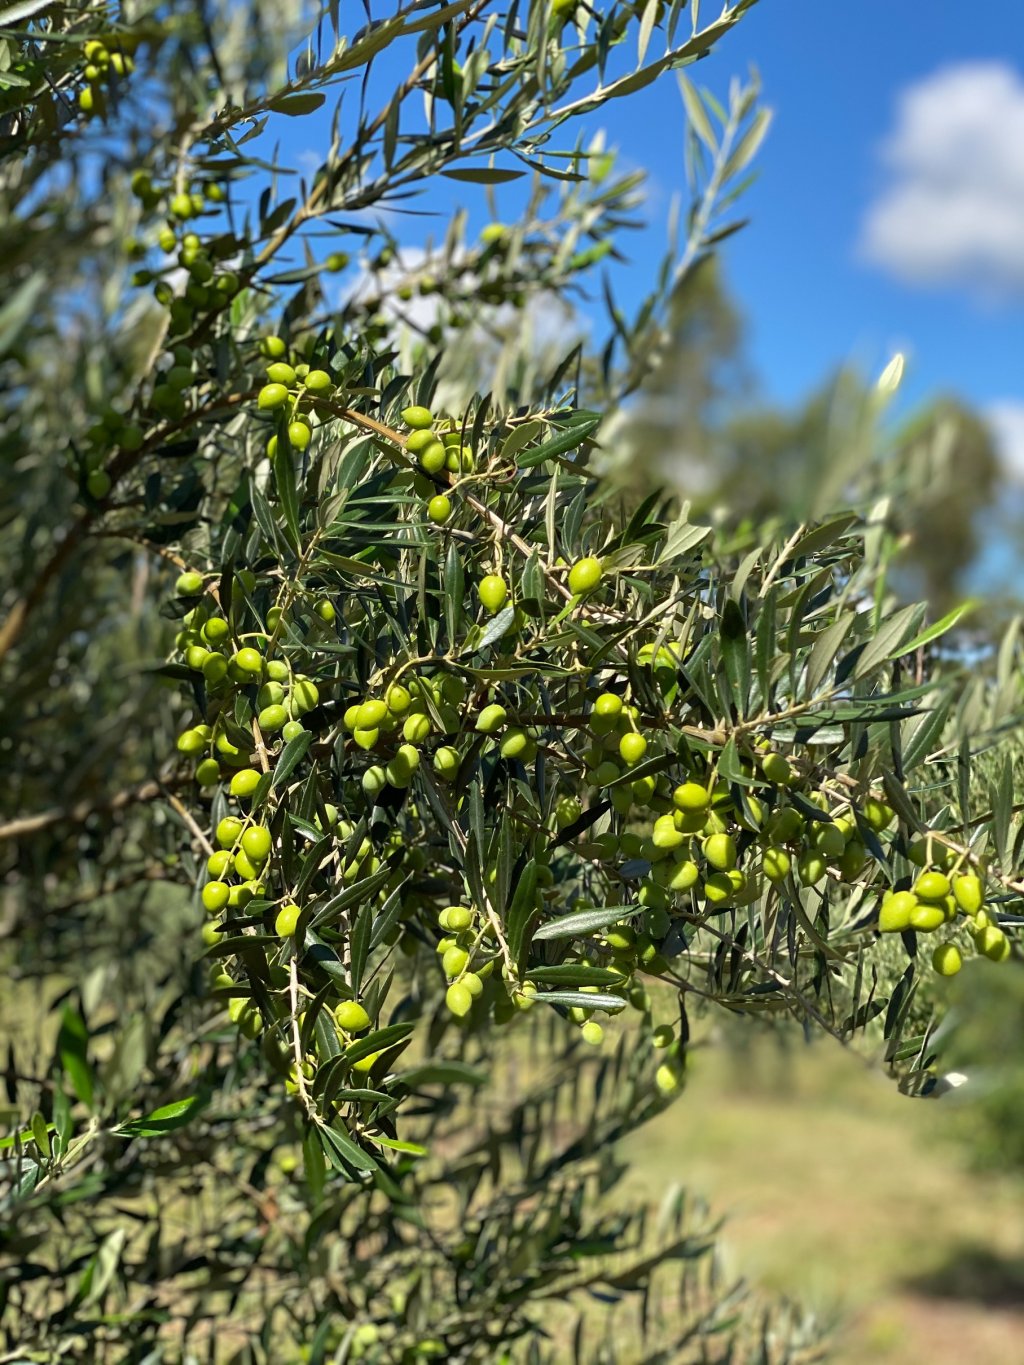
[1,2,1020,1362]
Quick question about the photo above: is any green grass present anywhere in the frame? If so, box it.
[620,1023,1024,1363]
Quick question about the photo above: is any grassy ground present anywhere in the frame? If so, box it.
[620,1025,1024,1363]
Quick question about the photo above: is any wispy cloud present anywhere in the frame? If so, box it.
[860,63,1024,298]
[986,400,1024,480]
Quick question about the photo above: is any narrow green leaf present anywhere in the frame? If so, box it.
[273,729,313,788]
[533,906,636,940]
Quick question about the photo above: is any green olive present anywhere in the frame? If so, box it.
[402,405,434,429]
[618,732,647,766]
[477,575,509,614]
[233,647,264,676]
[952,873,984,916]
[445,981,473,1018]
[433,746,460,780]
[241,825,272,863]
[475,703,507,734]
[673,781,710,814]
[762,846,791,883]
[703,833,737,872]
[229,768,262,799]
[568,556,603,595]
[257,383,289,410]
[914,870,951,903]
[176,570,204,597]
[195,758,221,787]
[932,943,963,976]
[202,881,230,913]
[760,752,793,786]
[335,1000,371,1033]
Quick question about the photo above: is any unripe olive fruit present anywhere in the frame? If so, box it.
[170,192,193,219]
[476,703,507,734]
[265,361,296,386]
[655,1062,683,1095]
[362,765,387,799]
[760,752,793,786]
[863,797,895,831]
[446,981,474,1018]
[932,943,963,976]
[266,660,290,682]
[233,848,259,879]
[357,699,388,729]
[976,924,1010,961]
[909,901,945,932]
[812,822,846,859]
[386,745,420,787]
[703,833,737,872]
[434,746,460,779]
[233,647,264,676]
[838,840,868,879]
[274,902,300,937]
[427,494,451,523]
[402,405,434,429]
[568,556,603,595]
[215,817,243,849]
[619,732,647,766]
[260,335,287,358]
[879,890,915,932]
[241,825,272,863]
[354,727,379,751]
[229,768,262,799]
[257,383,289,410]
[202,881,230,913]
[206,850,232,880]
[440,906,474,931]
[417,439,447,473]
[304,369,332,393]
[762,846,791,883]
[195,758,221,787]
[914,871,951,903]
[404,713,432,744]
[176,570,204,596]
[291,679,320,712]
[259,703,288,732]
[335,1000,371,1033]
[288,421,312,451]
[442,946,470,977]
[478,575,509,614]
[797,850,827,886]
[651,817,685,852]
[673,781,710,814]
[765,807,803,842]
[704,872,735,905]
[462,970,484,999]
[581,1020,604,1045]
[281,720,305,742]
[668,859,699,891]
[177,728,206,756]
[952,873,984,915]
[593,692,623,718]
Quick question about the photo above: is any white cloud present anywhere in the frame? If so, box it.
[861,63,1024,296]
[986,400,1024,480]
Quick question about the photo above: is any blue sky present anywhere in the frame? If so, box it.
[599,1,1024,464]
[275,1,1024,479]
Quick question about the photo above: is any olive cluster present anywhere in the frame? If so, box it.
[164,378,1017,1112]
[877,838,1007,974]
[255,335,341,457]
[77,35,138,118]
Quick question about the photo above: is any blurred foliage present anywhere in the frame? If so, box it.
[0,1,1021,1362]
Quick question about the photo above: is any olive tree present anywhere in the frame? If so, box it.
[1,2,1020,1361]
